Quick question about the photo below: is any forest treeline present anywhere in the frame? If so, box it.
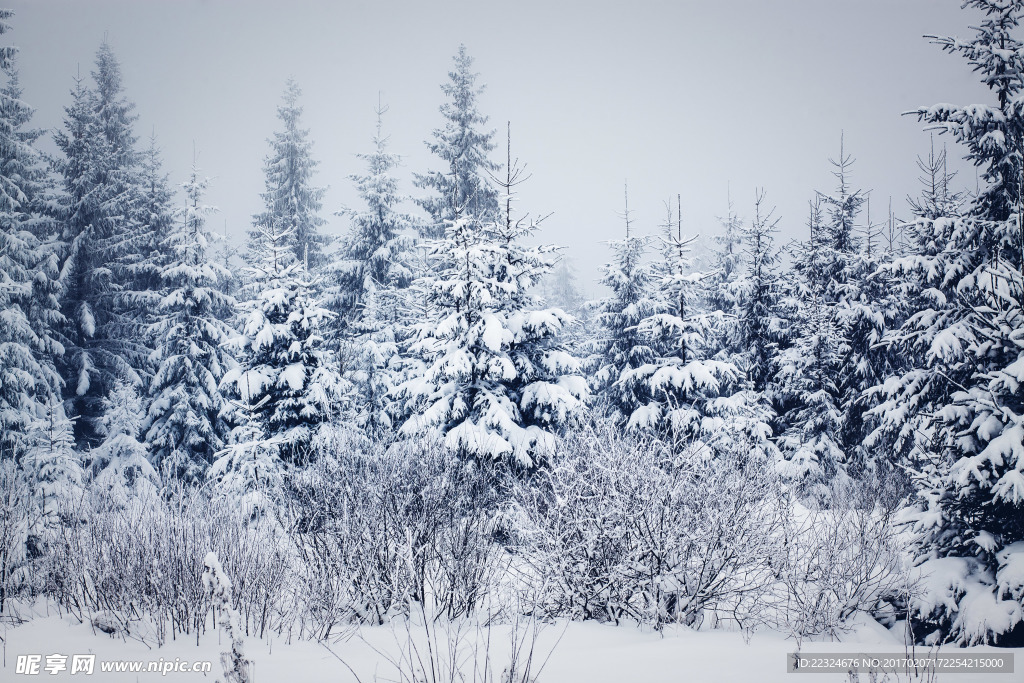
[0,1,1022,648]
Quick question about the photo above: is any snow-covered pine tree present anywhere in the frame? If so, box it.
[817,134,865,268]
[739,190,782,393]
[23,397,80,553]
[0,19,63,459]
[414,45,500,240]
[211,220,242,301]
[330,102,415,324]
[591,186,659,412]
[908,135,965,222]
[539,255,585,315]
[327,102,416,432]
[832,197,907,482]
[613,197,770,453]
[398,128,586,466]
[53,41,161,445]
[869,0,1024,645]
[774,296,848,505]
[618,198,721,419]
[145,165,237,483]
[222,218,345,465]
[706,191,746,357]
[134,134,176,291]
[774,140,877,500]
[774,199,849,505]
[813,142,900,482]
[252,79,328,272]
[862,143,965,465]
[90,381,158,504]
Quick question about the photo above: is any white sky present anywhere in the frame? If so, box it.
[5,0,989,295]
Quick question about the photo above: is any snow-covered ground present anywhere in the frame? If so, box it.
[3,605,1020,682]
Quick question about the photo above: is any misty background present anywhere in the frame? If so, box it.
[6,0,983,293]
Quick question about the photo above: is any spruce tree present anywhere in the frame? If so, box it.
[91,381,157,503]
[540,256,585,315]
[222,220,345,464]
[252,79,328,272]
[399,132,586,466]
[614,197,771,454]
[145,165,237,482]
[328,103,416,432]
[329,102,415,328]
[414,45,499,240]
[591,187,659,413]
[774,200,849,505]
[706,192,746,357]
[134,134,176,291]
[53,41,161,445]
[869,0,1024,645]
[0,20,63,459]
[740,190,782,393]
[775,141,876,499]
[24,398,79,551]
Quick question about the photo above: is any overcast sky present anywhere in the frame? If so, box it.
[5,0,988,294]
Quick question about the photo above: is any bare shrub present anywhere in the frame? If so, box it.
[770,481,912,645]
[332,602,557,683]
[509,423,787,630]
[45,482,293,644]
[0,460,35,613]
[285,434,507,636]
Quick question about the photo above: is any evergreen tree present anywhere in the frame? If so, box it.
[210,220,242,301]
[24,398,79,552]
[775,294,848,505]
[614,198,748,440]
[414,45,499,239]
[222,220,345,464]
[399,132,586,466]
[775,141,875,498]
[134,134,175,290]
[539,255,585,315]
[329,102,415,328]
[863,145,965,462]
[739,190,782,393]
[328,103,416,432]
[774,200,849,505]
[834,199,905,481]
[869,0,1024,645]
[591,187,659,412]
[145,166,237,482]
[817,134,865,265]
[91,381,158,503]
[0,20,63,459]
[252,79,328,272]
[907,136,965,222]
[706,192,746,357]
[53,42,160,445]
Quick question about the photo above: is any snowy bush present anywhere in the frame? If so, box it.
[769,484,911,644]
[0,460,33,612]
[368,604,553,683]
[510,423,786,630]
[285,435,507,634]
[46,482,293,644]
